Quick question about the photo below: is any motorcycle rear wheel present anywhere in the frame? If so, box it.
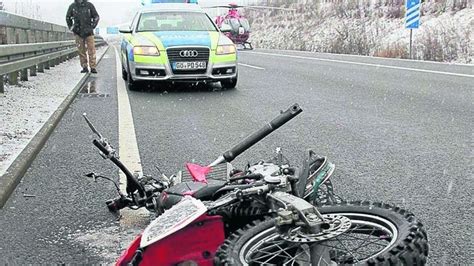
[215,201,428,265]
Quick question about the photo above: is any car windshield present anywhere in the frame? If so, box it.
[137,12,217,32]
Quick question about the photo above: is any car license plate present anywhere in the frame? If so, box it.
[173,61,207,70]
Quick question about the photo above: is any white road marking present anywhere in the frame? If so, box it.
[114,47,149,226]
[446,179,454,196]
[246,51,474,78]
[248,48,473,66]
[239,63,265,70]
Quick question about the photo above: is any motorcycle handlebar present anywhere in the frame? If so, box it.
[222,103,303,163]
[92,139,145,197]
[93,139,110,155]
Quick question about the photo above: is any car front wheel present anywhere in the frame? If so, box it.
[122,65,128,81]
[221,73,238,90]
[126,60,139,91]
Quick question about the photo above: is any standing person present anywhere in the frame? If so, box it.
[66,0,100,73]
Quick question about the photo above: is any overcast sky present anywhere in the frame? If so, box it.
[3,0,255,27]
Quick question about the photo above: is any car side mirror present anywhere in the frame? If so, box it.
[119,27,132,34]
[220,24,232,33]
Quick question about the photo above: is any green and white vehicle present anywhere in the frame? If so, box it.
[120,3,238,90]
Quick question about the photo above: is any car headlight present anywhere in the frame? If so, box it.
[133,46,160,56]
[216,44,236,55]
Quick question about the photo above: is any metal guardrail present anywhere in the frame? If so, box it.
[0,38,106,93]
[0,11,74,44]
[0,11,108,93]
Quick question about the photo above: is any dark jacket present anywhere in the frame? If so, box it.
[66,0,100,38]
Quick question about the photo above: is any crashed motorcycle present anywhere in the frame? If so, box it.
[84,104,428,265]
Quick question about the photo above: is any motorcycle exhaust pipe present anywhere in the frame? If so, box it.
[209,103,303,167]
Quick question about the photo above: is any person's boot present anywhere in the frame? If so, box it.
[81,67,89,73]
[90,68,97,74]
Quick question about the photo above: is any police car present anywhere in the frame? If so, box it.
[120,2,238,90]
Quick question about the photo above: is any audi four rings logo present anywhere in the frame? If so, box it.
[179,50,199,58]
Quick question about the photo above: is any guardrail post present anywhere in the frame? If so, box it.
[0,26,6,44]
[38,63,44,73]
[44,61,50,70]
[0,76,4,94]
[34,30,41,42]
[9,72,18,85]
[20,69,28,81]
[6,28,16,44]
[18,29,27,44]
[30,65,37,76]
[27,30,35,43]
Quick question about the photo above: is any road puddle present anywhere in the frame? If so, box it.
[79,78,110,98]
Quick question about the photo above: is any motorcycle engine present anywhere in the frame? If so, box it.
[248,163,280,177]
[248,163,292,191]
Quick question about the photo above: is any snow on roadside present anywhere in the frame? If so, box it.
[249,4,473,63]
[0,46,108,176]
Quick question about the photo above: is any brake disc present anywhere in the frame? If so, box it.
[280,214,351,243]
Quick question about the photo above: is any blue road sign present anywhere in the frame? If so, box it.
[405,0,421,29]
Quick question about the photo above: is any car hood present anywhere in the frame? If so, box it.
[136,31,221,50]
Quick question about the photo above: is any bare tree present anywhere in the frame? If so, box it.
[8,0,42,19]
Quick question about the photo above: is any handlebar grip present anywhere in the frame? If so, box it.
[222,103,303,162]
[106,196,131,213]
[93,139,109,155]
[92,139,145,197]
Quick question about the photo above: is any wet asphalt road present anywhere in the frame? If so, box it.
[0,47,473,264]
[0,48,130,264]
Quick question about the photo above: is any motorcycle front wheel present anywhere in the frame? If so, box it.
[215,201,428,265]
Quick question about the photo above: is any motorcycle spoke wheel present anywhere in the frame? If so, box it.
[240,214,396,265]
[216,201,429,266]
[312,214,397,264]
[243,235,312,265]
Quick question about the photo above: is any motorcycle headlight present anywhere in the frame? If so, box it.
[133,46,160,56]
[216,44,236,55]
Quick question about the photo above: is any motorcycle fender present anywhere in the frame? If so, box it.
[117,215,225,266]
[116,235,142,266]
[143,215,224,266]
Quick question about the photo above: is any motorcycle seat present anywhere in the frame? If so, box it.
[193,180,227,200]
[165,180,226,201]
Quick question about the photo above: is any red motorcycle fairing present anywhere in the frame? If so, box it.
[117,234,141,265]
[116,215,225,266]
